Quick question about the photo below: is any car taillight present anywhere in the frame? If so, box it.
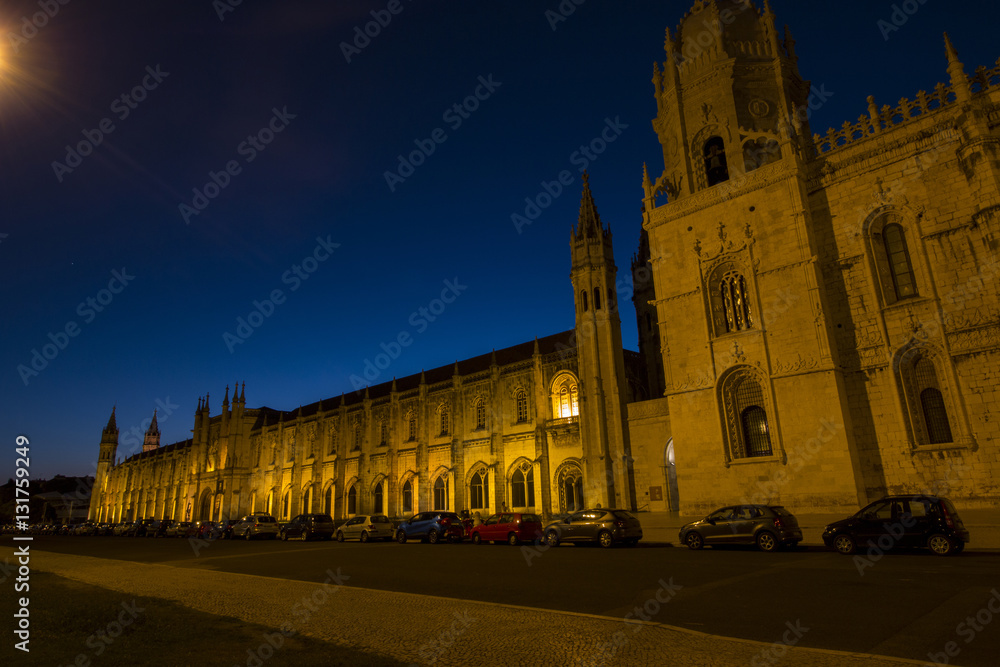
[254,523,260,528]
[368,524,375,530]
[614,520,626,528]
[941,504,955,528]
[774,518,784,530]
[440,517,451,525]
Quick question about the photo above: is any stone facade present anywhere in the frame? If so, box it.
[631,0,1000,513]
[90,1,1000,523]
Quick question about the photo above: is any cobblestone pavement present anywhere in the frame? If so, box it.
[34,551,931,666]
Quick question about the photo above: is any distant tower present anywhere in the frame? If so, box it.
[89,407,119,521]
[143,409,160,452]
[632,216,665,400]
[570,174,637,510]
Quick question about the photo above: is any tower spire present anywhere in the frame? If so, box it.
[104,406,118,434]
[575,172,603,239]
[944,33,972,103]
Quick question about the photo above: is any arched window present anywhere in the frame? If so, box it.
[719,368,777,461]
[581,290,589,312]
[552,375,579,418]
[708,261,753,336]
[511,466,534,508]
[883,223,917,301]
[909,355,953,445]
[402,479,413,514]
[515,390,528,423]
[740,406,772,457]
[323,485,333,516]
[407,411,417,441]
[379,419,388,446]
[301,486,312,514]
[704,136,729,186]
[328,426,337,455]
[439,405,450,436]
[281,490,290,519]
[347,484,357,515]
[265,490,274,516]
[373,482,384,515]
[433,477,448,511]
[474,398,486,430]
[353,420,362,451]
[564,477,583,512]
[593,287,602,310]
[469,471,487,510]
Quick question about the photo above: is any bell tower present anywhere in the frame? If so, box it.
[570,174,636,510]
[143,409,160,452]
[651,0,811,201]
[89,407,119,521]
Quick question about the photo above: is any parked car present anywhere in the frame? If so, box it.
[74,522,97,536]
[218,519,240,539]
[822,495,969,556]
[146,519,173,537]
[395,512,464,544]
[543,509,643,548]
[335,515,394,542]
[164,521,193,538]
[470,512,543,546]
[113,522,133,536]
[280,514,336,541]
[232,514,280,540]
[679,505,801,552]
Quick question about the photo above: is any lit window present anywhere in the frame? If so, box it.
[552,376,579,418]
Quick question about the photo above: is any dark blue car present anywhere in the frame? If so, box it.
[395,511,464,544]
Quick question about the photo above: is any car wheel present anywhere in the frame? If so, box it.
[833,533,856,555]
[360,531,369,543]
[546,530,560,547]
[472,533,482,545]
[928,533,956,556]
[281,531,288,541]
[396,530,407,544]
[336,531,345,542]
[302,530,311,541]
[507,532,520,546]
[597,530,614,548]
[428,530,440,544]
[244,530,252,541]
[756,531,778,553]
[685,532,704,550]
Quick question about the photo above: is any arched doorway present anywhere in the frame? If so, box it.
[198,489,213,521]
[663,439,679,512]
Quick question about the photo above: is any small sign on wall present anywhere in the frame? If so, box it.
[649,486,663,501]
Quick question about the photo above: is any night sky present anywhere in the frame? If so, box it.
[2,0,996,480]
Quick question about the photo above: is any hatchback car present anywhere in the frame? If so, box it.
[395,512,464,544]
[679,505,802,552]
[231,514,280,540]
[822,495,969,556]
[543,509,643,548]
[280,514,336,541]
[470,513,543,546]
[336,515,394,542]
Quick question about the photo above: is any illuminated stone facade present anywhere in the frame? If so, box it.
[629,0,1000,512]
[90,1,1000,522]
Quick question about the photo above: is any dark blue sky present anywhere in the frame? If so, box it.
[2,0,995,480]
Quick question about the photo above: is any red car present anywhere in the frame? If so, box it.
[470,512,543,546]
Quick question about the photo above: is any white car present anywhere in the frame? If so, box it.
[232,514,279,540]
[336,515,395,542]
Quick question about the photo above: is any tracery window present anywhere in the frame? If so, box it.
[551,374,579,418]
[719,368,776,461]
[515,390,528,423]
[511,465,534,508]
[469,470,487,510]
[474,398,486,430]
[433,477,448,511]
[899,351,954,446]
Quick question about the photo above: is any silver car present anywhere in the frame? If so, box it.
[679,505,802,552]
[232,514,280,540]
[336,515,395,542]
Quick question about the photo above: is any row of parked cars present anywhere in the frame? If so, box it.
[9,494,969,555]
